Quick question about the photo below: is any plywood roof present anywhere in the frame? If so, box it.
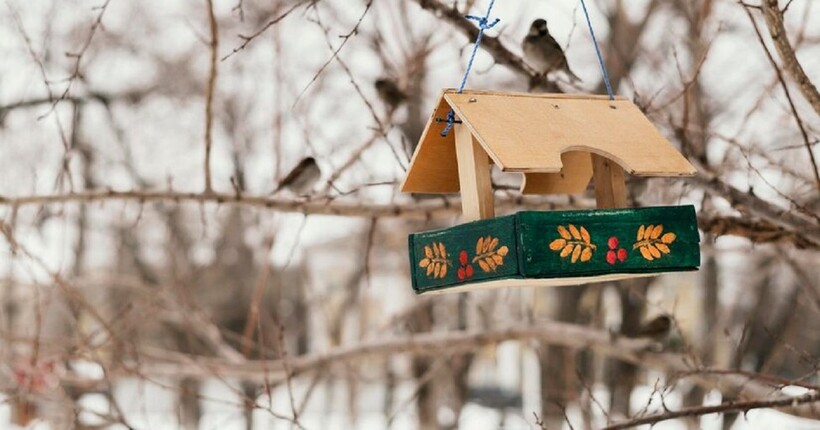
[401,89,696,194]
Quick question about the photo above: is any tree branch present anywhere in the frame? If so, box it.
[204,0,219,193]
[126,321,820,419]
[603,391,820,430]
[687,158,820,248]
[0,189,576,219]
[743,3,820,189]
[413,0,557,90]
[699,215,818,249]
[760,0,820,116]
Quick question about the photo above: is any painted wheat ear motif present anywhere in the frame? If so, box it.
[633,224,676,261]
[549,224,596,263]
[418,242,450,279]
[473,235,509,272]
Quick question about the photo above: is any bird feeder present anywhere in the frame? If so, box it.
[402,90,700,294]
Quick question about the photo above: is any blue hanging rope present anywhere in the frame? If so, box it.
[440,0,500,137]
[579,0,614,101]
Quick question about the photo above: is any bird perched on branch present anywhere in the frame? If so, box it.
[273,157,321,196]
[522,19,581,83]
[375,78,407,110]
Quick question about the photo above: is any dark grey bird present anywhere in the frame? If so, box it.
[629,315,673,341]
[467,385,523,410]
[273,157,321,195]
[375,78,407,110]
[522,18,581,83]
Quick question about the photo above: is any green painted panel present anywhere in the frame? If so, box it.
[408,206,700,294]
[409,215,520,293]
[517,205,699,278]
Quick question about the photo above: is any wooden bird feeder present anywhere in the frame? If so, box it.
[402,90,700,294]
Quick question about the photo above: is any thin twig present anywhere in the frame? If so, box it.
[204,0,219,193]
[222,0,315,61]
[292,0,374,107]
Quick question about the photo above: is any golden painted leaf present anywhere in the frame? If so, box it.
[426,262,435,276]
[571,244,582,263]
[549,238,567,251]
[485,257,497,271]
[419,258,430,268]
[560,244,574,258]
[557,225,571,240]
[497,246,509,257]
[647,243,661,258]
[431,244,439,258]
[424,246,433,259]
[485,236,494,253]
[569,224,582,240]
[661,232,676,244]
[651,225,664,240]
[488,237,499,252]
[637,225,645,241]
[580,226,591,244]
[644,225,653,240]
[478,259,490,272]
[656,243,670,254]
[639,246,654,261]
[476,237,484,255]
[580,247,593,262]
[438,242,447,258]
[439,264,447,278]
[492,254,504,265]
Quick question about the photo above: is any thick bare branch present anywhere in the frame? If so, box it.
[126,321,820,418]
[699,215,818,249]
[760,0,820,116]
[0,189,578,219]
[742,3,820,189]
[687,158,820,248]
[603,391,819,430]
[413,0,555,90]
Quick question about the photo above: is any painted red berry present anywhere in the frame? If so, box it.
[466,265,474,278]
[458,267,466,280]
[608,237,619,250]
[459,250,468,266]
[617,248,628,262]
[606,250,617,265]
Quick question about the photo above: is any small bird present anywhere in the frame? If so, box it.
[273,157,321,195]
[375,78,407,110]
[522,19,581,83]
[628,315,673,341]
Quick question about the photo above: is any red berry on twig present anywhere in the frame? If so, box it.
[606,250,617,265]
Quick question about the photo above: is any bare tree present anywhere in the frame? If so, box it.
[0,0,818,428]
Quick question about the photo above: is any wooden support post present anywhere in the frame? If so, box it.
[455,123,494,221]
[591,154,628,209]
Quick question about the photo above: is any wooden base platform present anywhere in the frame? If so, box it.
[408,206,700,295]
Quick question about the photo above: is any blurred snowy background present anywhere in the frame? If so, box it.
[0,0,819,428]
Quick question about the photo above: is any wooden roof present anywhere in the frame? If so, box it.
[401,89,696,194]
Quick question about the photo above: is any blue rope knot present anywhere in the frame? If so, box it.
[440,110,457,137]
[441,0,500,137]
[465,14,500,30]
